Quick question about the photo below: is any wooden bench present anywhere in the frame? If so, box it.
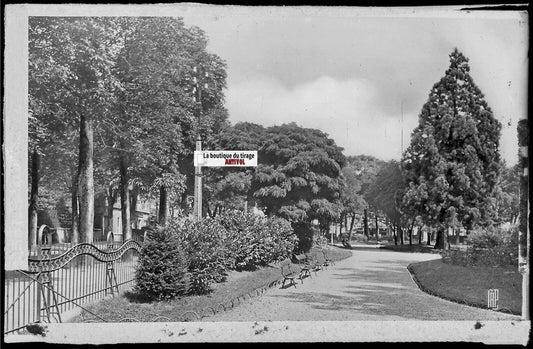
[311,249,328,270]
[293,254,313,278]
[320,248,335,266]
[303,252,323,275]
[280,258,304,288]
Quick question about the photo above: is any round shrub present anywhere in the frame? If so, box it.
[134,226,190,301]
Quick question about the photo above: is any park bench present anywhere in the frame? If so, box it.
[311,249,328,270]
[292,253,313,278]
[280,258,304,288]
[320,248,335,266]
[304,251,323,274]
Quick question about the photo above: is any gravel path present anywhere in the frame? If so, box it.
[201,249,520,321]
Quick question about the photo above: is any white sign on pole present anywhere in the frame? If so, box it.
[194,150,258,167]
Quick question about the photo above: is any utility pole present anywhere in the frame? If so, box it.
[192,65,209,222]
[401,100,404,156]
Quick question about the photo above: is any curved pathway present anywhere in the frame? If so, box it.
[202,248,520,321]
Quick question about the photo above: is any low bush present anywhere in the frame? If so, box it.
[217,210,297,270]
[135,210,298,299]
[134,226,190,301]
[442,225,518,267]
[172,218,234,295]
[261,216,298,262]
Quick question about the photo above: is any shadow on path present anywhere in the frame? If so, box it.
[268,253,516,320]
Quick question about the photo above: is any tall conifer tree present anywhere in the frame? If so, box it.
[401,48,502,249]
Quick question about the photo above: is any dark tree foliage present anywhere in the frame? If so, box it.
[207,122,345,251]
[252,123,346,227]
[202,122,265,216]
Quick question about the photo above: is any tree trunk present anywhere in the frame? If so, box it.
[418,226,423,244]
[78,114,94,243]
[408,221,414,246]
[28,148,39,249]
[158,185,168,225]
[119,155,131,242]
[399,225,404,245]
[375,213,379,242]
[206,202,213,218]
[348,213,355,241]
[363,208,369,239]
[106,185,117,234]
[180,191,190,216]
[344,214,348,236]
[202,198,209,220]
[71,170,79,244]
[130,187,138,229]
[434,228,449,250]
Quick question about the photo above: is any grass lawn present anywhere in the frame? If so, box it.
[73,246,352,323]
[408,259,522,315]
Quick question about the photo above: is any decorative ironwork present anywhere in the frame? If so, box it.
[4,235,140,335]
[105,262,119,296]
[36,246,62,324]
[27,240,142,273]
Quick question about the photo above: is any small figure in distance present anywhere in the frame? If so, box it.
[340,233,352,249]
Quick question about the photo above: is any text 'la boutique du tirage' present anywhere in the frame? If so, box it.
[193,150,258,167]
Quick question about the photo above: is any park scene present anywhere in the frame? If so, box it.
[3,5,529,343]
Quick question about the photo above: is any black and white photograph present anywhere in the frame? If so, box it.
[3,3,530,344]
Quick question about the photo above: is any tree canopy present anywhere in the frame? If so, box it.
[252,123,346,226]
[28,16,228,241]
[365,160,404,227]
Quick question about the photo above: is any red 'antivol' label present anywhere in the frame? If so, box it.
[225,158,246,165]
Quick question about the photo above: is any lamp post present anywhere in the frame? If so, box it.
[192,65,209,221]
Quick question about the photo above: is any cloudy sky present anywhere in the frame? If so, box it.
[171,5,528,165]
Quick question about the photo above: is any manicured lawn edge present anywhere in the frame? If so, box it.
[407,259,520,316]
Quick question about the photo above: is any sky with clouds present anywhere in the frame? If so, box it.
[172,5,528,165]
[17,4,528,165]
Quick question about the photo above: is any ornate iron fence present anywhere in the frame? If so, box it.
[4,229,142,335]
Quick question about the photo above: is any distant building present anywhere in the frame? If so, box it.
[36,192,158,244]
